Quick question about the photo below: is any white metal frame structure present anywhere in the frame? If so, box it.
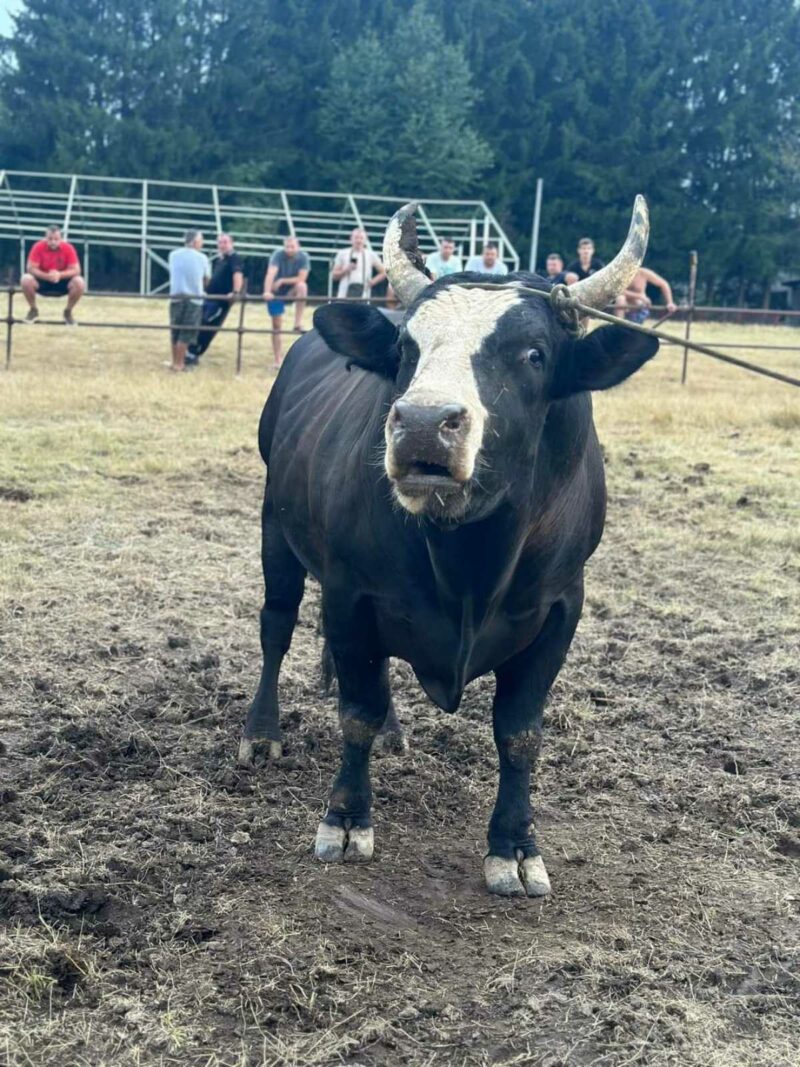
[0,170,519,292]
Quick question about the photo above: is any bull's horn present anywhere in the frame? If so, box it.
[382,202,431,307]
[571,195,650,311]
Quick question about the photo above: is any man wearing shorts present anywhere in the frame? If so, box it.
[615,267,677,323]
[168,230,210,372]
[263,236,309,367]
[21,225,86,325]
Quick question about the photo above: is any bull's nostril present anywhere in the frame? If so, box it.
[390,400,468,436]
[439,404,468,433]
[392,400,413,427]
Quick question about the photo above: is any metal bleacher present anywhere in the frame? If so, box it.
[0,170,519,293]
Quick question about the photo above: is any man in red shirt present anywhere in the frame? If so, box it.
[21,225,86,325]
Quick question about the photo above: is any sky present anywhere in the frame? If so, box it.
[0,0,22,37]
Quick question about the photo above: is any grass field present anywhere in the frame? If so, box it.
[1,296,799,1066]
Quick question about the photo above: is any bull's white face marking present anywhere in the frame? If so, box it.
[386,286,522,511]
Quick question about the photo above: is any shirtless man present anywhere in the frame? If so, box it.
[615,267,677,323]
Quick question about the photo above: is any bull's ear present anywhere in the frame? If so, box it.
[552,325,658,397]
[313,303,400,378]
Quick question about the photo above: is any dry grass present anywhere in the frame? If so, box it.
[1,298,798,1067]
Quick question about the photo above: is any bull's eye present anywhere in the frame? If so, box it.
[526,347,543,368]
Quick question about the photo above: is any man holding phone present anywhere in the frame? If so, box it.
[332,228,386,300]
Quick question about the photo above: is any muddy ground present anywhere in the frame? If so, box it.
[1,322,799,1065]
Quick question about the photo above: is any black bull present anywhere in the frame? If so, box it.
[240,273,659,897]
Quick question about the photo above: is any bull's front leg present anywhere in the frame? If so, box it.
[314,599,391,864]
[485,585,583,898]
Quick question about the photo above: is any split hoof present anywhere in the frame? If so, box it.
[520,854,551,897]
[373,730,409,755]
[314,823,345,863]
[344,826,374,863]
[314,823,374,864]
[237,737,282,767]
[484,856,526,896]
[484,852,551,898]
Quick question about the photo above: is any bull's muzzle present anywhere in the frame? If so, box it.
[385,399,473,499]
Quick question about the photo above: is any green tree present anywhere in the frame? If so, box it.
[0,0,229,177]
[2,0,799,302]
[315,2,491,197]
[435,0,800,296]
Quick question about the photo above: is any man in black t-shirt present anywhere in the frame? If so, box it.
[566,237,605,282]
[187,234,245,363]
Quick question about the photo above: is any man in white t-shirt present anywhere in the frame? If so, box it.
[426,237,463,280]
[168,230,211,372]
[465,242,508,277]
[332,229,386,299]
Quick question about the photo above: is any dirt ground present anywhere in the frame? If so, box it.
[1,299,799,1066]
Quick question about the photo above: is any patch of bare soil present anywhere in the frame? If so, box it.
[1,444,798,1067]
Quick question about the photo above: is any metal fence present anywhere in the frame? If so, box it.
[2,286,398,374]
[4,251,800,381]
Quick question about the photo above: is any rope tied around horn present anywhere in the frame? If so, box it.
[455,280,800,388]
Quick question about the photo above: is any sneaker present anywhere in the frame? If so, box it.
[24,307,39,323]
[63,308,76,326]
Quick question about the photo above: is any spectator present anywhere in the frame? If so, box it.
[465,241,508,276]
[544,253,578,286]
[263,236,310,368]
[332,229,386,300]
[21,224,85,325]
[426,237,463,280]
[167,230,210,373]
[187,233,244,365]
[566,237,605,282]
[615,267,677,323]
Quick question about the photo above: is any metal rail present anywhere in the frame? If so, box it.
[4,285,799,383]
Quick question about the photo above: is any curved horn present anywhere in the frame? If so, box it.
[382,202,431,307]
[571,195,650,311]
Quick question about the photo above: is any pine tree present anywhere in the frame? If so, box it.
[0,0,227,177]
[315,2,491,197]
[2,0,798,299]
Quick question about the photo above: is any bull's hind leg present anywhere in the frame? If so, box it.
[314,596,390,863]
[484,582,583,898]
[238,491,306,766]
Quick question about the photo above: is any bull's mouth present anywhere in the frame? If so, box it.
[389,459,471,520]
[395,461,462,494]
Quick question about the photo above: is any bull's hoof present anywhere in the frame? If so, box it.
[237,737,282,767]
[484,852,551,898]
[373,730,409,756]
[519,854,551,897]
[314,823,374,864]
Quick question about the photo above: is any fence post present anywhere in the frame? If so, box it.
[5,286,14,370]
[681,250,698,385]
[235,289,247,376]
